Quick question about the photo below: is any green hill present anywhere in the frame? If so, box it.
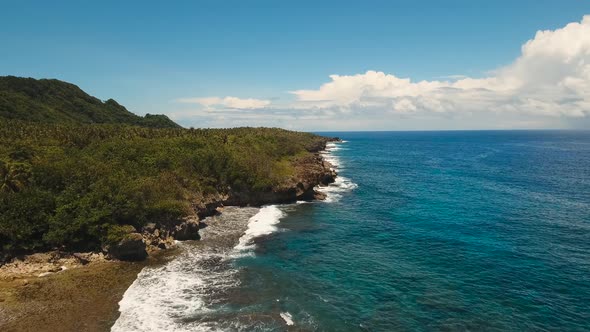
[0,77,334,261]
[0,121,331,257]
[0,76,179,128]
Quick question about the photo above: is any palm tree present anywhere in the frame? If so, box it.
[0,161,29,193]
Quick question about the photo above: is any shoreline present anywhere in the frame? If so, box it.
[0,140,342,332]
[0,247,180,332]
[112,206,261,331]
[0,139,340,273]
[112,141,351,330]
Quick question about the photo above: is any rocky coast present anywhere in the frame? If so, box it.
[0,140,339,332]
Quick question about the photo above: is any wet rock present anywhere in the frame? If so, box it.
[314,191,327,200]
[296,185,317,201]
[196,199,224,219]
[174,219,201,241]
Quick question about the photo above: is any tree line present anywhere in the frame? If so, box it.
[0,120,326,255]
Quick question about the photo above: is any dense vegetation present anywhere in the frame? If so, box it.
[0,120,326,254]
[0,76,179,128]
[0,77,328,257]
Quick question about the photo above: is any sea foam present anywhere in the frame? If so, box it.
[317,141,358,202]
[111,246,218,332]
[280,312,295,326]
[234,205,284,251]
[112,207,259,332]
[112,141,356,331]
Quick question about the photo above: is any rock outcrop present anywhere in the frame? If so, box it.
[133,143,338,257]
[0,138,341,270]
[0,251,106,280]
[106,233,148,261]
[222,151,337,207]
[173,218,201,241]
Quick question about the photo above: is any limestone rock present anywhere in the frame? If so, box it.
[107,233,147,261]
[173,219,201,241]
[142,222,158,233]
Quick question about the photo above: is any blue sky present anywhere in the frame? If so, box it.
[2,0,590,130]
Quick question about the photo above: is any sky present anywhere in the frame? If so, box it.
[1,0,590,130]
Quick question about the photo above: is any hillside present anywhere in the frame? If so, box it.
[0,76,179,128]
[0,79,336,262]
[0,121,335,260]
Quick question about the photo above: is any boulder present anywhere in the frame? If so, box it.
[73,253,90,265]
[174,219,201,241]
[107,233,147,261]
[320,172,336,185]
[142,222,158,233]
[314,191,327,200]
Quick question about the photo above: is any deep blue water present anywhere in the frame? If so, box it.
[234,131,590,331]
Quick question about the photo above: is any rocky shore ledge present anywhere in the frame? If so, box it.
[0,139,340,280]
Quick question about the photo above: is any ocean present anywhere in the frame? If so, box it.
[112,130,590,331]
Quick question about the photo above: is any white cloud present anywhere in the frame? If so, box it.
[289,15,590,121]
[173,16,590,129]
[176,96,271,110]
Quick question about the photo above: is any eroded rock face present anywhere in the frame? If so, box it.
[1,140,340,267]
[143,232,175,252]
[139,148,338,251]
[314,191,327,200]
[107,233,147,261]
[221,151,337,206]
[142,223,157,233]
[173,218,201,241]
[192,193,226,219]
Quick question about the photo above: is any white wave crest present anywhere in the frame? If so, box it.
[112,207,259,332]
[317,141,358,202]
[325,142,341,151]
[280,312,295,326]
[321,153,341,169]
[112,140,356,331]
[111,247,232,332]
[317,176,358,202]
[234,205,284,251]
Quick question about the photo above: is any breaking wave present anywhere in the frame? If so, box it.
[112,141,356,331]
[234,205,284,251]
[317,141,358,202]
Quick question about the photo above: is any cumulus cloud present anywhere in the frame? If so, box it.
[174,16,590,129]
[289,15,590,120]
[176,96,271,110]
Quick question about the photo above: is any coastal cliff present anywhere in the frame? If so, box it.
[0,76,342,270]
[0,146,339,286]
[0,77,341,332]
[104,141,339,261]
[0,137,340,270]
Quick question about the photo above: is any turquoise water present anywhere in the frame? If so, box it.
[232,131,590,331]
[114,130,590,331]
